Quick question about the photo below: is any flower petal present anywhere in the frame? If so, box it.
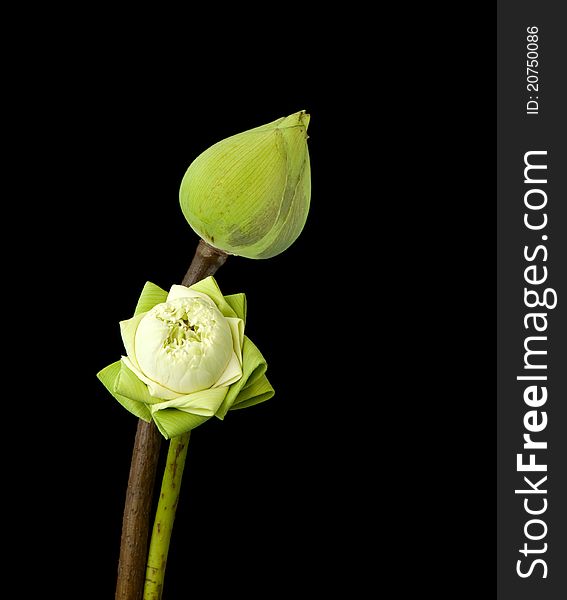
[224,293,247,323]
[215,335,270,419]
[188,276,237,318]
[226,317,244,362]
[119,312,146,370]
[115,360,158,405]
[212,350,242,388]
[149,386,228,417]
[134,281,168,316]
[150,386,229,438]
[121,356,183,400]
[152,410,210,440]
[166,285,217,307]
[97,361,152,421]
[231,374,274,410]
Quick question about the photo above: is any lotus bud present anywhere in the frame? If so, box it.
[180,110,311,259]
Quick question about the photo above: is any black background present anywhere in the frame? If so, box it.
[56,53,378,597]
[70,77,490,596]
[7,9,519,598]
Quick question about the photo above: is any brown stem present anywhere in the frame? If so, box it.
[115,239,228,600]
[182,239,228,286]
[116,421,162,600]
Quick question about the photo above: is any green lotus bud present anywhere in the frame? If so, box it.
[180,110,311,259]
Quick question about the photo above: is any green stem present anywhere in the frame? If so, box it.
[143,432,191,600]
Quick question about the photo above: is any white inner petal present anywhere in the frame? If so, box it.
[134,297,233,395]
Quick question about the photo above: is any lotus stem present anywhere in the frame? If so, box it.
[115,420,162,600]
[143,432,190,600]
[116,239,228,600]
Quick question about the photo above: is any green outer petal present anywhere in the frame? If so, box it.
[231,374,274,410]
[115,360,162,405]
[226,317,244,362]
[121,356,183,400]
[212,350,243,388]
[149,387,228,417]
[97,361,152,422]
[216,336,270,419]
[152,410,210,440]
[188,276,237,318]
[119,312,147,370]
[134,281,168,316]
[224,293,247,323]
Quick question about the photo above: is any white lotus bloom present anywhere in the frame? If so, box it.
[98,276,274,439]
[120,285,243,401]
